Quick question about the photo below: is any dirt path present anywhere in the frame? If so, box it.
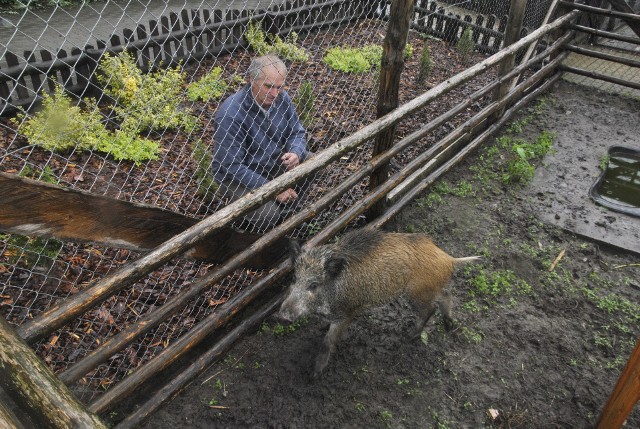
[132,80,640,429]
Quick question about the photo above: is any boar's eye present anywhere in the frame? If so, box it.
[308,281,320,292]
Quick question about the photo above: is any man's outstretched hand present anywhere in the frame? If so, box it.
[281,152,300,170]
[276,188,298,203]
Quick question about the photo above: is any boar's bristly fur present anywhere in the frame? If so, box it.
[278,227,480,378]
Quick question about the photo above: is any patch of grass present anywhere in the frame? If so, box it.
[191,139,218,202]
[461,326,483,344]
[599,154,610,171]
[261,318,308,335]
[468,268,532,300]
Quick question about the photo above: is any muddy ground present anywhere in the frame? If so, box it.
[134,80,640,429]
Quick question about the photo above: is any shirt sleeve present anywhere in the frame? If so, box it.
[281,92,307,161]
[213,109,269,191]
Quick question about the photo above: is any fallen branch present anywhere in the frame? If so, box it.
[549,249,566,271]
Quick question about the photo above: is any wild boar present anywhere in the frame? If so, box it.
[278,227,479,378]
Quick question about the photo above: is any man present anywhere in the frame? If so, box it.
[212,55,311,232]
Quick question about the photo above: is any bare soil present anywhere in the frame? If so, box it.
[136,80,640,429]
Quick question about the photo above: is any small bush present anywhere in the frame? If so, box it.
[98,51,197,133]
[502,131,556,184]
[293,81,316,126]
[187,67,244,102]
[323,43,413,73]
[245,21,309,63]
[12,84,104,152]
[12,82,160,165]
[456,27,475,60]
[416,46,433,85]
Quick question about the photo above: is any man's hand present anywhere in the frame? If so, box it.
[276,188,298,204]
[281,152,300,171]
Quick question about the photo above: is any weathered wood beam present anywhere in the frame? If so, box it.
[568,23,640,45]
[0,173,288,270]
[369,0,415,219]
[596,339,640,429]
[492,0,528,118]
[560,64,640,89]
[607,0,640,38]
[566,43,640,67]
[0,318,107,429]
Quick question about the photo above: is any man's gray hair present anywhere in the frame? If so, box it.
[247,55,287,81]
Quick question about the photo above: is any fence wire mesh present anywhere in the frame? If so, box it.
[1,0,556,405]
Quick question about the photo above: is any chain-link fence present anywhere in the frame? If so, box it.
[1,0,557,411]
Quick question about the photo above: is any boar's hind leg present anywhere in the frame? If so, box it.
[407,289,454,340]
[314,317,352,379]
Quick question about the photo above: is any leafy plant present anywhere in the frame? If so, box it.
[245,20,309,62]
[502,131,555,184]
[416,45,433,85]
[293,80,316,126]
[599,154,610,171]
[323,43,413,73]
[12,83,159,165]
[12,83,105,152]
[98,51,197,133]
[456,27,475,61]
[187,67,243,102]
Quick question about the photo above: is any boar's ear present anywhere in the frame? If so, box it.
[325,255,345,279]
[289,239,302,262]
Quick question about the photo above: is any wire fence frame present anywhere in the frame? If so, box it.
[0,0,573,412]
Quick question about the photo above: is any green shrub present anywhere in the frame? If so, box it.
[293,80,316,126]
[416,46,433,85]
[12,82,159,165]
[187,67,244,102]
[245,21,309,63]
[456,27,475,60]
[323,43,413,73]
[11,84,105,152]
[98,51,197,133]
[502,131,555,184]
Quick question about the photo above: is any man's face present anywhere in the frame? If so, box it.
[250,65,286,109]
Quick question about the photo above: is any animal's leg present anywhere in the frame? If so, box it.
[314,318,351,379]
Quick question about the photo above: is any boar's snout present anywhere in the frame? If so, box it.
[277,291,308,322]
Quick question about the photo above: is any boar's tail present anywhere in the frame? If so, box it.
[453,256,481,265]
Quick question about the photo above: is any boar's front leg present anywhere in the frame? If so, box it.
[313,317,352,379]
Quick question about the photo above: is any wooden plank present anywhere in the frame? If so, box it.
[596,340,640,429]
[0,173,289,271]
[369,0,415,219]
[0,318,108,429]
[4,52,28,100]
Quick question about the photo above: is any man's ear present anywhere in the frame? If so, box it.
[325,255,345,280]
[289,239,302,263]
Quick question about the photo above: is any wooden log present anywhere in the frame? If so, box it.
[566,43,640,67]
[0,393,24,429]
[492,0,527,119]
[368,0,415,220]
[596,339,640,429]
[0,318,108,429]
[560,64,640,89]
[0,173,288,270]
[568,23,640,45]
[15,9,578,346]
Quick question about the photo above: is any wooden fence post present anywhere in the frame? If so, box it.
[491,0,527,120]
[368,0,415,220]
[596,339,640,429]
[0,318,108,429]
